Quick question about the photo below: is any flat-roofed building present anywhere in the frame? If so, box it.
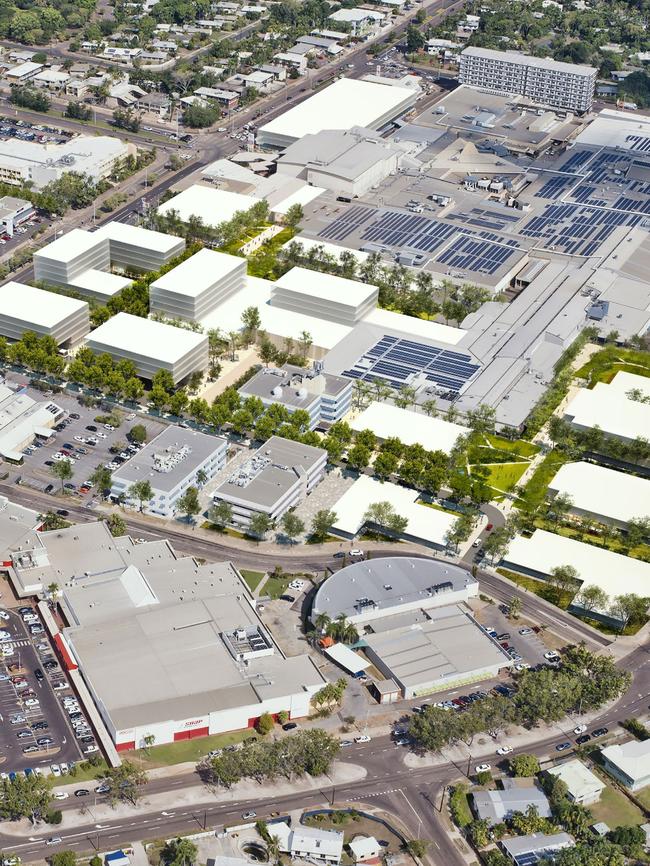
[33,224,185,301]
[16,521,326,748]
[0,195,34,237]
[212,435,327,528]
[327,8,384,37]
[563,373,650,448]
[503,529,650,625]
[86,312,208,384]
[600,739,650,791]
[238,364,352,429]
[500,833,575,865]
[257,77,419,149]
[547,462,650,528]
[350,402,467,454]
[272,824,343,865]
[110,425,227,517]
[157,184,261,228]
[150,248,246,322]
[0,384,64,463]
[547,760,605,806]
[459,46,596,112]
[0,282,89,347]
[271,267,378,325]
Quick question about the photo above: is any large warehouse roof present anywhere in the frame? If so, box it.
[274,266,378,307]
[330,474,456,546]
[0,282,87,327]
[504,529,650,612]
[150,248,244,298]
[258,78,419,146]
[564,377,650,442]
[157,184,261,227]
[351,402,467,453]
[548,462,650,525]
[87,312,207,364]
[312,555,475,622]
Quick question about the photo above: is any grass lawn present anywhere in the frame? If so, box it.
[201,521,246,540]
[417,499,460,515]
[496,568,575,610]
[63,759,109,783]
[122,729,252,769]
[240,569,265,592]
[485,434,540,458]
[635,786,650,810]
[590,784,645,827]
[575,346,650,387]
[263,574,292,599]
[482,461,528,492]
[515,449,570,512]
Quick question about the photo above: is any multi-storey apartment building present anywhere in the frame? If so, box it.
[459,47,597,113]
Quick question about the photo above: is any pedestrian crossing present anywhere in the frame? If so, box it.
[361,788,403,798]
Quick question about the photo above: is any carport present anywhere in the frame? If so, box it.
[324,643,371,677]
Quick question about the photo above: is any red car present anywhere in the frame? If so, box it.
[486,523,493,531]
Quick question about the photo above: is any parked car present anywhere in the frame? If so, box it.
[475,763,491,773]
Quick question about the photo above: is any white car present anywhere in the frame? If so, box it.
[349,549,364,558]
[45,838,62,846]
[518,627,533,636]
[73,436,85,443]
[52,792,69,800]
[573,724,587,735]
[0,611,10,620]
[475,763,491,774]
[496,745,513,755]
[354,734,371,743]
[103,424,115,431]
[50,765,61,776]
[1,646,13,657]
[95,432,107,439]
[24,698,39,707]
[544,651,560,661]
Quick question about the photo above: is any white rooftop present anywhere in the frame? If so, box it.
[0,282,87,326]
[574,108,650,149]
[548,462,650,525]
[461,46,596,76]
[258,77,417,143]
[199,275,353,349]
[564,373,650,442]
[69,269,132,299]
[329,8,384,22]
[36,228,99,265]
[88,312,207,364]
[365,307,466,346]
[505,529,650,612]
[331,474,456,545]
[547,760,605,799]
[157,184,261,227]
[274,266,378,307]
[601,739,650,785]
[351,402,467,453]
[270,183,325,215]
[93,221,183,255]
[150,248,244,298]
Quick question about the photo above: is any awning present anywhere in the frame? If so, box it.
[325,643,371,675]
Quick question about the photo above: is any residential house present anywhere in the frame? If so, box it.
[472,779,551,826]
[546,760,605,806]
[600,740,650,792]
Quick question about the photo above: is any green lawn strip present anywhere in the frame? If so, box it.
[467,445,529,465]
[514,449,570,511]
[201,521,246,540]
[481,461,528,493]
[240,569,265,592]
[417,499,461,515]
[62,759,109,784]
[575,347,650,387]
[485,434,540,458]
[635,786,650,810]
[262,574,292,599]
[123,729,252,769]
[589,783,645,828]
[533,517,650,562]
[496,567,574,610]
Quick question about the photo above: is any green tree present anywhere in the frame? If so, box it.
[177,486,201,523]
[50,458,73,494]
[405,839,428,858]
[65,101,92,121]
[129,424,147,444]
[574,584,609,614]
[468,819,490,849]
[509,753,540,777]
[161,838,198,866]
[284,203,304,228]
[100,760,147,806]
[107,513,127,537]
[128,479,153,512]
[89,464,112,496]
[248,511,272,539]
[347,443,371,472]
[363,501,408,536]
[549,564,580,595]
[282,511,305,542]
[256,712,275,735]
[210,500,233,528]
[509,595,522,620]
[241,306,262,343]
[406,23,425,51]
[310,509,337,542]
[183,102,220,128]
[51,853,77,866]
[0,773,53,823]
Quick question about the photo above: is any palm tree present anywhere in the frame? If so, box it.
[314,613,331,633]
[228,330,239,362]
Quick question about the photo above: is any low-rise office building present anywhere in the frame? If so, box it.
[547,462,650,529]
[563,372,650,448]
[238,364,352,429]
[600,739,650,791]
[270,267,378,326]
[458,46,596,112]
[86,312,208,384]
[327,8,384,37]
[157,184,261,228]
[350,402,467,454]
[0,195,34,236]
[0,135,132,189]
[546,760,605,806]
[7,521,326,748]
[212,435,327,529]
[150,248,246,322]
[0,282,89,347]
[33,224,185,301]
[110,426,227,517]
[0,384,64,462]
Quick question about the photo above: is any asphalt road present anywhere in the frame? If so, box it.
[3,642,649,863]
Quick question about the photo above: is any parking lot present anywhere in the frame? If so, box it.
[9,378,166,501]
[0,607,89,775]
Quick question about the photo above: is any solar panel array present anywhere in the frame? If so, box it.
[435,235,519,275]
[342,334,480,394]
[535,174,576,200]
[626,135,650,153]
[320,205,375,241]
[360,211,462,253]
[521,202,643,256]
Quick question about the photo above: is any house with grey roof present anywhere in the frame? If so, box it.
[472,778,551,825]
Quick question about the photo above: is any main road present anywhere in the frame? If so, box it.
[2,644,648,864]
